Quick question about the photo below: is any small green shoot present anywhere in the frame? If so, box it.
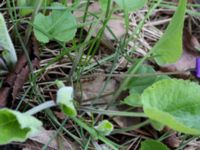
[56,80,77,117]
[95,120,114,136]
[0,13,17,70]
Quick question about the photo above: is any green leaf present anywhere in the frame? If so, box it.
[152,0,187,65]
[113,0,147,12]
[123,65,169,107]
[17,0,51,16]
[123,93,142,107]
[33,2,77,43]
[126,65,157,93]
[0,13,17,70]
[100,0,113,12]
[56,86,77,117]
[142,79,200,135]
[140,139,169,150]
[95,120,114,136]
[0,109,42,145]
[150,120,164,131]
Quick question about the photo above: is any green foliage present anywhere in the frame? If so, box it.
[33,2,77,43]
[126,65,157,93]
[95,120,114,136]
[56,86,77,117]
[142,79,200,135]
[152,0,187,65]
[123,65,169,107]
[140,139,169,150]
[113,0,147,12]
[0,13,17,70]
[150,120,164,131]
[100,0,112,12]
[0,109,42,145]
[17,0,51,16]
[123,93,142,107]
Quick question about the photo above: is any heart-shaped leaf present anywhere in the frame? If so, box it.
[142,79,200,135]
[140,139,169,150]
[152,0,187,65]
[56,86,77,117]
[0,109,42,145]
[0,13,17,70]
[113,0,147,12]
[33,2,77,43]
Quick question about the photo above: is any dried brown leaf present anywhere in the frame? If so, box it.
[26,128,75,150]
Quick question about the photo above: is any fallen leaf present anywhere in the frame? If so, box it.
[78,75,118,105]
[74,2,126,40]
[26,128,75,150]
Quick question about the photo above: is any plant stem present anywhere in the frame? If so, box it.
[71,117,119,150]
[25,100,56,115]
[80,107,147,118]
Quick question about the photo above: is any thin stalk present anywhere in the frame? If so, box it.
[42,118,68,150]
[111,120,150,134]
[80,107,147,118]
[71,117,119,150]
[25,100,56,115]
[25,0,43,45]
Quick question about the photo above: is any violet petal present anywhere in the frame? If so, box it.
[195,58,200,78]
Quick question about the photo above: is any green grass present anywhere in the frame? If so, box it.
[1,0,200,149]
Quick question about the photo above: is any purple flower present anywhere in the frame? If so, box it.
[196,58,200,78]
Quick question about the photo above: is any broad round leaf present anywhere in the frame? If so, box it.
[140,139,169,150]
[113,0,147,12]
[0,109,42,145]
[142,79,200,135]
[33,3,77,43]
